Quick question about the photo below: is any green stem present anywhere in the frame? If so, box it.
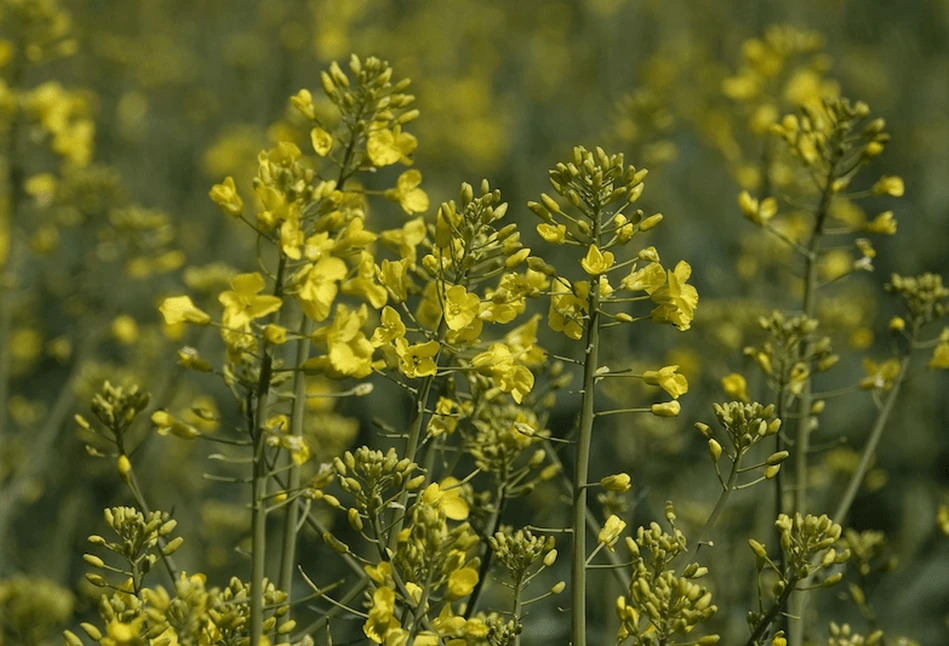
[745,579,796,646]
[464,485,506,619]
[276,316,314,616]
[512,576,525,646]
[678,458,740,575]
[832,352,911,525]
[250,256,287,646]
[571,218,602,646]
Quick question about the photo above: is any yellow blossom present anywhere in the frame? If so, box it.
[622,262,666,293]
[435,477,470,520]
[472,343,535,403]
[581,244,615,275]
[395,338,440,378]
[598,514,627,551]
[642,365,689,399]
[537,223,567,244]
[929,341,949,370]
[111,315,139,345]
[385,169,429,214]
[371,306,407,347]
[871,176,904,197]
[159,295,211,326]
[152,410,200,440]
[367,126,417,167]
[297,255,348,321]
[311,304,375,378]
[650,261,699,331]
[651,401,681,417]
[600,473,632,492]
[310,127,333,156]
[548,280,585,341]
[447,568,479,599]
[363,586,400,644]
[738,191,777,226]
[342,251,387,308]
[859,358,901,391]
[443,284,480,331]
[379,258,410,302]
[381,218,427,265]
[209,176,243,217]
[864,211,897,235]
[722,373,750,402]
[219,272,283,329]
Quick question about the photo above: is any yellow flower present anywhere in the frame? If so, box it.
[379,258,410,303]
[548,280,585,341]
[650,261,699,331]
[297,256,348,322]
[395,338,440,378]
[871,175,904,197]
[371,306,407,347]
[929,342,949,370]
[385,169,429,214]
[650,401,681,417]
[209,176,243,218]
[363,586,400,644]
[859,358,901,391]
[737,191,777,226]
[472,343,535,403]
[721,373,750,402]
[581,244,615,276]
[158,295,211,326]
[642,365,689,399]
[443,284,480,331]
[622,262,666,294]
[598,515,627,551]
[863,211,897,235]
[367,126,417,167]
[381,217,427,265]
[600,473,632,492]
[264,324,288,344]
[312,304,375,379]
[219,272,283,329]
[536,223,567,244]
[447,568,479,599]
[342,251,387,308]
[310,127,333,156]
[152,410,200,440]
[435,477,470,521]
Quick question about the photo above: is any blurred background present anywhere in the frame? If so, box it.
[1,0,948,643]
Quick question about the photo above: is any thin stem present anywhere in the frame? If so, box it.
[571,210,602,646]
[249,256,287,646]
[678,458,740,575]
[464,485,506,619]
[745,579,796,646]
[277,316,314,613]
[833,351,913,525]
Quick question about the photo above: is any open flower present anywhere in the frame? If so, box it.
[367,125,417,167]
[219,272,283,329]
[642,365,689,399]
[650,261,699,331]
[385,169,429,214]
[443,284,480,331]
[159,296,211,326]
[395,338,440,378]
[581,244,615,276]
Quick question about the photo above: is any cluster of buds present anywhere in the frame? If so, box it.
[529,145,652,247]
[885,273,948,329]
[332,446,424,518]
[432,180,525,282]
[697,402,785,478]
[748,513,847,617]
[76,381,151,450]
[617,503,719,645]
[743,313,837,412]
[770,98,886,171]
[83,507,181,588]
[489,528,556,583]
